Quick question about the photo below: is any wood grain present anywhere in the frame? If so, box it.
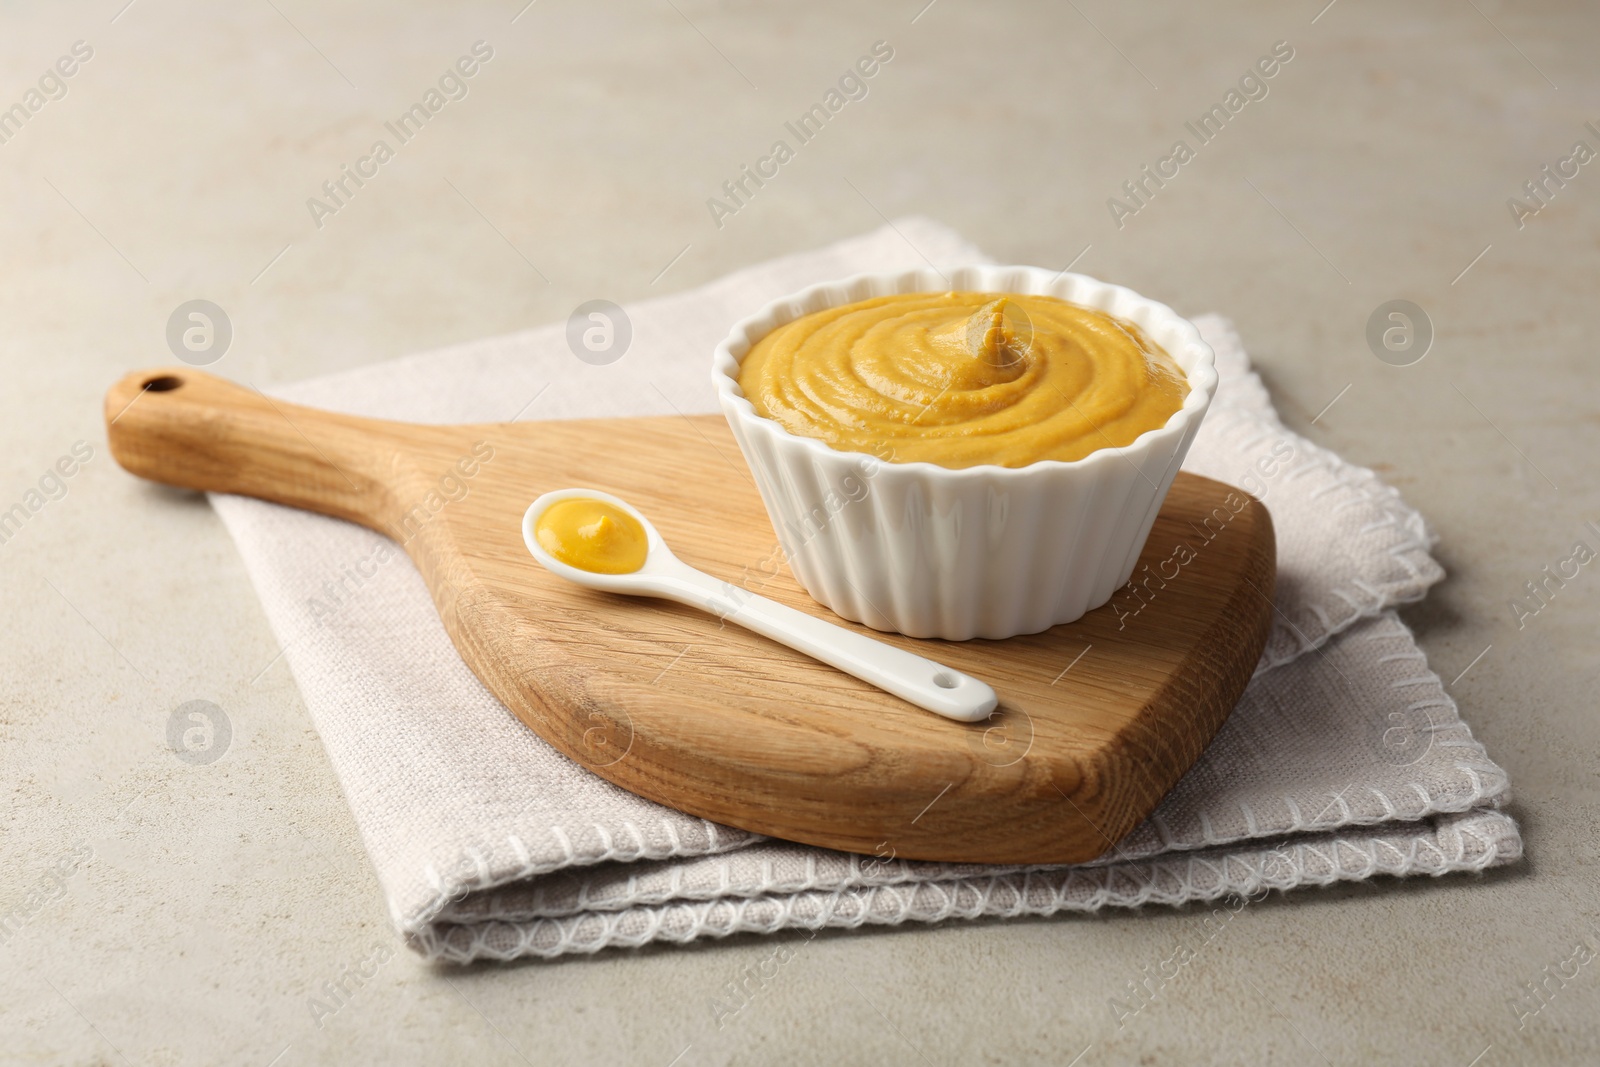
[104,367,1275,864]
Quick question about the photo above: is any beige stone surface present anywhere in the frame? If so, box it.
[1,1,1596,1063]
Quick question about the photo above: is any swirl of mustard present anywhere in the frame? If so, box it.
[737,291,1188,469]
[536,499,649,574]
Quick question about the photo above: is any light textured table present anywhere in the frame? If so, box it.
[2,1,1596,1063]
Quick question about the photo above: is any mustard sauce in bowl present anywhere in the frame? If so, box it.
[737,291,1187,469]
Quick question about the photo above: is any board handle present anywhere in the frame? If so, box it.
[104,367,392,528]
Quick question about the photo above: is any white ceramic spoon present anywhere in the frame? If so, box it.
[521,488,998,723]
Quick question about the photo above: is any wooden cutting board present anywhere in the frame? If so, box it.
[104,367,1274,865]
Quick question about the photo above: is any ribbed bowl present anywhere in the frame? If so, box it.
[711,265,1218,641]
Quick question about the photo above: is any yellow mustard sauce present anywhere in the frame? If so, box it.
[535,498,649,574]
[737,291,1188,469]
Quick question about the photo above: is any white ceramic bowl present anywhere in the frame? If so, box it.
[711,265,1217,641]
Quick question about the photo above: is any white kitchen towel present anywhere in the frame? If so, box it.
[210,219,1519,962]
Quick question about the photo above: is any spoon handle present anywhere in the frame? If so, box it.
[654,568,999,723]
